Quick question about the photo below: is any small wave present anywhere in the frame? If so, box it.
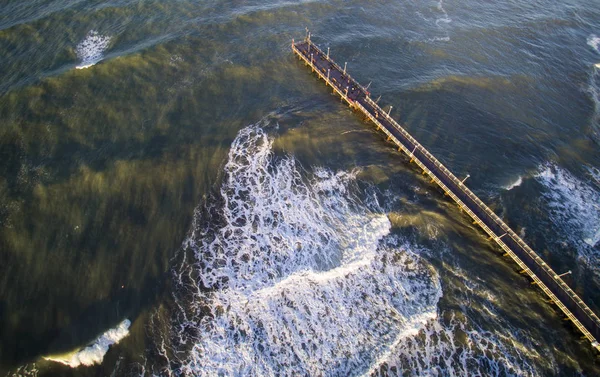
[411,0,451,44]
[503,175,523,190]
[43,319,130,368]
[588,34,600,54]
[76,30,111,69]
[425,36,450,43]
[435,0,452,26]
[587,35,600,141]
[589,165,600,187]
[535,164,600,254]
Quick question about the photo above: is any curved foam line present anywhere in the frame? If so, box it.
[43,319,131,368]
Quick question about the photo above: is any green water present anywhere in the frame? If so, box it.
[1,0,600,375]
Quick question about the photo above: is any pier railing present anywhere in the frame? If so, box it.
[292,35,600,353]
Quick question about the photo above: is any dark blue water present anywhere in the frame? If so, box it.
[1,0,600,376]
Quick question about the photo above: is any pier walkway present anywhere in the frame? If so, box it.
[292,35,600,353]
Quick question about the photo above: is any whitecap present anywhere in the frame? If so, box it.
[411,0,451,44]
[504,175,523,190]
[589,166,600,187]
[434,0,452,26]
[43,319,130,368]
[588,34,600,54]
[76,30,111,69]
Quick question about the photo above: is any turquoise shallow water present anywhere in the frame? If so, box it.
[1,0,600,376]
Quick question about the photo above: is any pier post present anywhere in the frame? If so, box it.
[409,146,417,163]
[327,69,330,86]
[327,47,330,59]
[344,62,347,75]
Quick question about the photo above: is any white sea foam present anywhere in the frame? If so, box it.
[76,30,111,69]
[7,364,39,377]
[504,175,523,190]
[44,319,131,368]
[536,164,600,256]
[425,36,451,43]
[435,0,452,27]
[588,64,600,136]
[586,35,600,141]
[372,315,540,377]
[160,123,538,376]
[589,166,600,187]
[412,1,451,44]
[588,34,600,54]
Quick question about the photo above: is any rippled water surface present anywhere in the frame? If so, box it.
[1,0,600,376]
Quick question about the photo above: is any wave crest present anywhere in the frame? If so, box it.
[76,30,111,69]
[44,319,130,368]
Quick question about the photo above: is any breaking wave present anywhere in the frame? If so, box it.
[535,164,600,266]
[503,175,523,191]
[153,123,539,376]
[76,30,111,69]
[164,124,441,375]
[43,319,131,368]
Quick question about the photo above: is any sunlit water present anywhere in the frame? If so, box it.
[1,0,600,376]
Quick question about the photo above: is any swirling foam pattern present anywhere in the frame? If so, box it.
[168,124,442,376]
[536,164,600,265]
[161,124,540,376]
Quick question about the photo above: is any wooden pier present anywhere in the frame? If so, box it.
[292,34,600,353]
